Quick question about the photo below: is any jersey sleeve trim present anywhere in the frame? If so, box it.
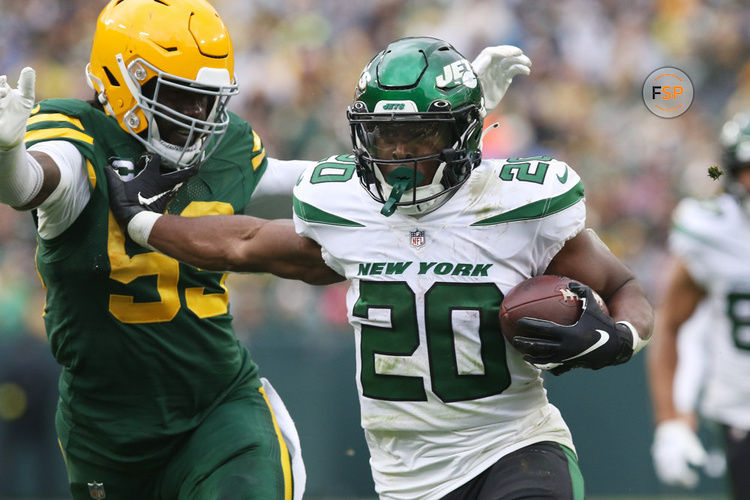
[250,130,266,170]
[86,160,97,189]
[27,113,85,131]
[293,195,365,227]
[671,223,721,249]
[471,180,584,226]
[25,128,94,146]
[25,111,94,149]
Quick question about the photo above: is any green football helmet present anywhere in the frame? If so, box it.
[720,111,750,200]
[348,37,485,216]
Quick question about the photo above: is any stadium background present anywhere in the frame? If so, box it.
[0,0,746,498]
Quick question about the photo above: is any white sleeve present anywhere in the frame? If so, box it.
[0,143,44,207]
[253,158,314,197]
[29,140,91,239]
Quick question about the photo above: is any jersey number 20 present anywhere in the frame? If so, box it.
[354,281,510,403]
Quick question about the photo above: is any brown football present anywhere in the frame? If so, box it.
[499,275,608,342]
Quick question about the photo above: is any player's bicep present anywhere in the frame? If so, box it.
[254,158,315,197]
[23,151,61,209]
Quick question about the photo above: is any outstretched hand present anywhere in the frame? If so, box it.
[511,282,634,375]
[471,46,531,112]
[105,154,197,227]
[0,67,35,150]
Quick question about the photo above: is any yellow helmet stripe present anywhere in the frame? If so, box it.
[25,128,94,145]
[27,113,84,131]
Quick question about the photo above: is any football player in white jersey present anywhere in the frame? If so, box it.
[648,112,750,498]
[106,37,652,500]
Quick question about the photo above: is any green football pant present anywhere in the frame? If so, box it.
[60,385,294,500]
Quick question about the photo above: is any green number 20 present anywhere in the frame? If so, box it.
[353,281,510,403]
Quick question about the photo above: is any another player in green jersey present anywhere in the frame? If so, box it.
[106,37,653,499]
[0,1,310,498]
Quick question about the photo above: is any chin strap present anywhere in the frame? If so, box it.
[381,166,423,216]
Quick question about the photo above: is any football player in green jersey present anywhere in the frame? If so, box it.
[0,0,533,496]
[0,1,314,498]
[106,37,652,499]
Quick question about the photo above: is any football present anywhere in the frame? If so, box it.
[499,275,609,342]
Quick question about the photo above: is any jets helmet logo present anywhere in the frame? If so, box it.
[436,59,477,89]
[357,67,372,91]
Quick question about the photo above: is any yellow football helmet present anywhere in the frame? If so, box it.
[87,0,239,168]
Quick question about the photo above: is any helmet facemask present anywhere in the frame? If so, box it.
[117,56,238,169]
[350,101,482,217]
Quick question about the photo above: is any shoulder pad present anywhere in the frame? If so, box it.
[670,195,729,248]
[25,99,103,150]
[293,154,366,227]
[469,157,584,225]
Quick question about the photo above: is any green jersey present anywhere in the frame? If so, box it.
[26,99,268,466]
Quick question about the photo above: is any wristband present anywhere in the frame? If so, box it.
[127,211,161,250]
[617,320,649,355]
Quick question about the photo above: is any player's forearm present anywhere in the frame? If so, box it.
[647,314,681,423]
[148,214,266,272]
[605,278,654,342]
[145,214,343,284]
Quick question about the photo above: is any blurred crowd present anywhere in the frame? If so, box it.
[1,0,750,496]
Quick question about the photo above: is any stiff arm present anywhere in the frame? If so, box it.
[148,214,344,285]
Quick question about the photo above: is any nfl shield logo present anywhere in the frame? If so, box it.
[410,229,425,248]
[88,481,106,499]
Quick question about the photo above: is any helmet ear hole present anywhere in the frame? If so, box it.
[141,78,157,100]
[428,100,451,112]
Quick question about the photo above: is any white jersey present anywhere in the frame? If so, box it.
[670,195,750,430]
[293,155,585,499]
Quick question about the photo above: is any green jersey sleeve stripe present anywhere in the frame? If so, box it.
[293,195,365,227]
[471,180,584,226]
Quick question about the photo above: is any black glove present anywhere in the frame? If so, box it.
[511,282,634,375]
[104,154,197,227]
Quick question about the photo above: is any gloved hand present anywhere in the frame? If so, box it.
[471,46,531,111]
[511,282,635,375]
[652,419,707,489]
[0,67,35,150]
[105,153,197,227]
